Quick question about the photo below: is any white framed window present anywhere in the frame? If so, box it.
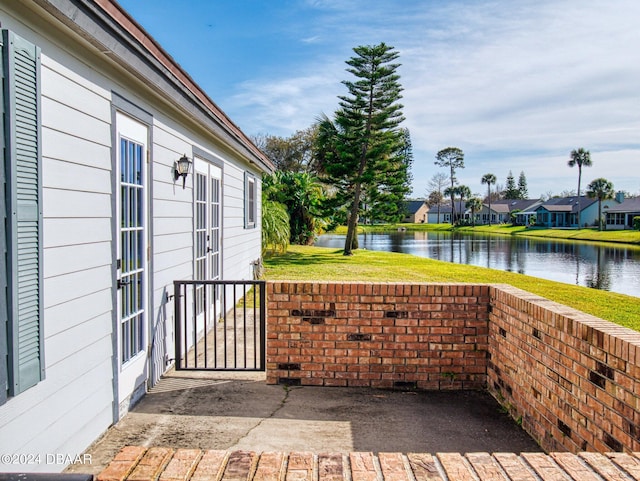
[245,172,257,229]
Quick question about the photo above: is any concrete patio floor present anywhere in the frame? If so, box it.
[68,370,541,476]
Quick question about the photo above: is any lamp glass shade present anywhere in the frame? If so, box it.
[176,156,192,176]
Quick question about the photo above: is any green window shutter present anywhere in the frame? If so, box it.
[2,30,44,396]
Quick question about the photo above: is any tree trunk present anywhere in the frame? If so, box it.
[576,168,582,228]
[344,182,362,255]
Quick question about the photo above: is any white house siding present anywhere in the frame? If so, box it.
[0,0,268,473]
[0,3,115,470]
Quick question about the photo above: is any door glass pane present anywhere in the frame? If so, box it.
[120,137,145,364]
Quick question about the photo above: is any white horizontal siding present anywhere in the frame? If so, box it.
[42,96,111,146]
[44,265,111,309]
[1,2,268,467]
[44,289,112,339]
[43,158,112,194]
[41,63,111,124]
[43,218,111,248]
[8,360,113,473]
[0,30,116,471]
[153,231,192,254]
[43,188,111,217]
[0,332,112,443]
[45,312,112,368]
[43,128,111,170]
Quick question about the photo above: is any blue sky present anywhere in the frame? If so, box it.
[118,0,640,199]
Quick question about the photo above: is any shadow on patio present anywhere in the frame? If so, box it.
[69,370,540,475]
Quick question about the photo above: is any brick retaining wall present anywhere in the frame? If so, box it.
[266,281,640,454]
[266,282,489,389]
[488,284,640,453]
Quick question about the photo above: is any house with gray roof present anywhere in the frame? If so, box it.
[0,0,272,471]
[402,200,429,223]
[478,199,543,225]
[534,196,618,228]
[605,194,640,230]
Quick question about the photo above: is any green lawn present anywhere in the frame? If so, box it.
[333,223,640,245]
[264,245,640,331]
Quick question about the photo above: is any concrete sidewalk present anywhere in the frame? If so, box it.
[69,370,540,475]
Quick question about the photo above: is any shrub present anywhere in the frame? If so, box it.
[633,216,640,230]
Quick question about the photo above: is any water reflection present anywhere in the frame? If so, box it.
[316,232,640,298]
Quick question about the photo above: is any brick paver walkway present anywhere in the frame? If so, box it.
[97,447,640,481]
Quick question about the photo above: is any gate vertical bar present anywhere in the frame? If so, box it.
[174,281,182,370]
[213,284,218,369]
[243,284,247,368]
[203,285,208,368]
[233,284,237,368]
[259,281,266,370]
[192,284,198,368]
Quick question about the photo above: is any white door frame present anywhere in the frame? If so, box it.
[193,158,222,329]
[115,111,148,401]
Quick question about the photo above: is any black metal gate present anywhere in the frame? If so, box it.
[173,280,266,371]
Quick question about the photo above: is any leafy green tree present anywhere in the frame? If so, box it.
[263,171,327,244]
[568,148,592,227]
[466,197,483,227]
[315,43,406,255]
[261,198,290,255]
[518,171,528,199]
[435,147,464,222]
[503,170,519,199]
[253,127,318,173]
[586,177,614,231]
[481,173,497,225]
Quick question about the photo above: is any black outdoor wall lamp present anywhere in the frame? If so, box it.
[174,154,192,188]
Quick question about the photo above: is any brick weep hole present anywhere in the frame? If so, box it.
[267,281,640,454]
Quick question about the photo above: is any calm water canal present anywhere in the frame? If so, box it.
[315,232,640,298]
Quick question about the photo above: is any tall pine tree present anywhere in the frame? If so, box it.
[504,170,519,199]
[316,43,407,255]
[518,171,528,199]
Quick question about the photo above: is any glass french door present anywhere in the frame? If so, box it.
[116,112,148,400]
[194,159,222,323]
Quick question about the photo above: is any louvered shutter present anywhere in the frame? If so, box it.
[3,30,44,396]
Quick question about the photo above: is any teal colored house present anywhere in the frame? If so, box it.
[534,196,618,228]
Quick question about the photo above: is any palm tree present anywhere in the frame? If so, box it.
[261,199,290,255]
[456,185,472,224]
[443,186,457,224]
[466,197,483,227]
[587,178,614,231]
[568,148,592,228]
[481,173,497,225]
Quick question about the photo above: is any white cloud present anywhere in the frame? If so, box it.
[225,0,640,197]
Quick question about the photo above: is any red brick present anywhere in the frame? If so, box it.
[437,453,475,481]
[221,451,257,481]
[286,453,314,481]
[190,451,229,481]
[127,447,174,481]
[97,446,147,481]
[253,452,285,481]
[465,452,507,481]
[406,453,443,481]
[493,453,537,481]
[378,453,409,481]
[318,454,344,481]
[349,452,377,481]
[521,452,568,481]
[159,449,202,481]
